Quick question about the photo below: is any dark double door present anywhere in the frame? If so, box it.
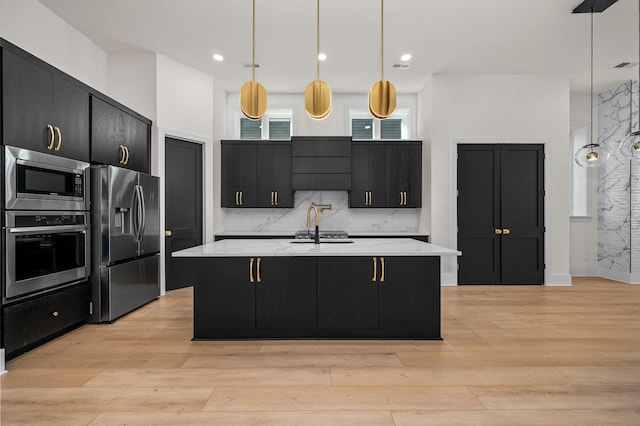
[457,144,544,284]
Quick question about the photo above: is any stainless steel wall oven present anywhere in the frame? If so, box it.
[4,211,90,302]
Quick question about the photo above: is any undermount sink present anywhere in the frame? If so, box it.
[290,239,354,244]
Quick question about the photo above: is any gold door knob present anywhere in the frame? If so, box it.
[503,229,511,235]
[52,311,59,317]
[165,230,172,237]
[495,229,503,235]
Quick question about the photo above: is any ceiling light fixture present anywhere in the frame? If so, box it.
[239,0,267,120]
[368,0,396,119]
[305,0,332,119]
[213,54,224,62]
[574,8,609,168]
[318,53,327,61]
[619,0,640,160]
[400,53,412,62]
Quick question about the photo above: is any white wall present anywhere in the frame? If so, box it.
[107,52,158,122]
[429,74,572,285]
[0,0,108,92]
[570,92,599,276]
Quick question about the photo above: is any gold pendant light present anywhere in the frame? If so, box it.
[240,0,267,120]
[304,0,332,119]
[369,0,396,119]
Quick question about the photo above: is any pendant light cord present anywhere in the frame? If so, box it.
[252,0,256,82]
[381,0,385,81]
[590,9,594,145]
[317,0,320,81]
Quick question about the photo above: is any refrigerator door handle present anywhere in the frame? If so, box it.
[139,185,146,240]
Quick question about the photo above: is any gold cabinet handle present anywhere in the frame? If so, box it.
[124,146,130,164]
[404,192,408,206]
[380,257,385,282]
[119,145,126,164]
[495,229,503,235]
[364,192,368,206]
[372,257,377,282]
[235,192,239,206]
[165,230,172,237]
[47,124,55,150]
[271,191,274,206]
[275,191,278,206]
[256,257,262,283]
[54,127,62,151]
[52,311,59,317]
[249,258,255,282]
[369,191,373,206]
[503,228,511,235]
[240,191,243,206]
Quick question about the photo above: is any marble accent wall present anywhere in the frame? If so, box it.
[598,81,639,277]
[224,190,420,233]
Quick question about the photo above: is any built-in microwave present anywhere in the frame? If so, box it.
[5,146,89,211]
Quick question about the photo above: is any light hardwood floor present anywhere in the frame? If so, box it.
[1,277,639,425]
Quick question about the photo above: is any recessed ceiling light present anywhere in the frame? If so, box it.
[400,53,412,62]
[213,54,224,62]
[318,53,327,61]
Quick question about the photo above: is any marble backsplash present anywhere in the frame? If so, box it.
[224,190,420,233]
[598,80,639,274]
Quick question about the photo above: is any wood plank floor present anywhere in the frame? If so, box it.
[2,276,640,425]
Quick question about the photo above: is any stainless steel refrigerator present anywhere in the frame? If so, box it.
[90,165,160,323]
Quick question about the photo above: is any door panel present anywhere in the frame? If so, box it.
[53,76,90,162]
[457,144,544,285]
[457,145,501,284]
[138,173,160,256]
[165,137,203,290]
[221,144,257,207]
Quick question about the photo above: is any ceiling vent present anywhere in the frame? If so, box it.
[614,62,638,69]
[393,63,411,69]
[242,62,260,69]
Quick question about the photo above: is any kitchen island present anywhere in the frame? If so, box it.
[173,238,460,340]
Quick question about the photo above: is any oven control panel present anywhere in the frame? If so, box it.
[14,214,86,227]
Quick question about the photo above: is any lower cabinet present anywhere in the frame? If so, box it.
[2,282,90,359]
[317,256,440,338]
[193,257,316,338]
[189,255,441,339]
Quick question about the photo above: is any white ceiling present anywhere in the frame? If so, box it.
[38,0,637,95]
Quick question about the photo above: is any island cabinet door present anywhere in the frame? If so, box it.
[255,257,316,330]
[317,257,378,331]
[377,256,441,338]
[193,258,256,338]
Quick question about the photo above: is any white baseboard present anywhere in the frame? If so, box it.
[441,273,458,286]
[598,268,640,284]
[570,266,598,276]
[544,273,573,286]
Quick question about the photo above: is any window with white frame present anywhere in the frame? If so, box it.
[571,124,591,217]
[349,107,411,140]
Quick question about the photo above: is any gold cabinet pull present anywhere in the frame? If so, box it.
[240,191,243,206]
[165,230,172,237]
[256,257,262,283]
[271,191,274,206]
[235,192,239,206]
[52,311,59,317]
[119,145,126,164]
[47,124,55,149]
[54,127,62,151]
[404,192,408,206]
[503,228,511,235]
[275,191,278,206]
[372,257,377,282]
[124,146,130,164]
[249,258,255,282]
[495,229,503,235]
[369,191,373,206]
[380,257,385,282]
[365,191,368,206]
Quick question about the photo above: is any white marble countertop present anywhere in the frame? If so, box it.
[215,231,429,237]
[173,238,460,257]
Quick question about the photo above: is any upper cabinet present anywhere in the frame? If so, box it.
[221,140,293,208]
[351,141,422,208]
[91,96,151,174]
[2,47,90,162]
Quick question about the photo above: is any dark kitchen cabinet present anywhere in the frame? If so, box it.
[2,282,90,359]
[221,140,292,208]
[2,47,90,161]
[192,257,316,338]
[350,141,422,208]
[317,256,439,337]
[91,96,151,173]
